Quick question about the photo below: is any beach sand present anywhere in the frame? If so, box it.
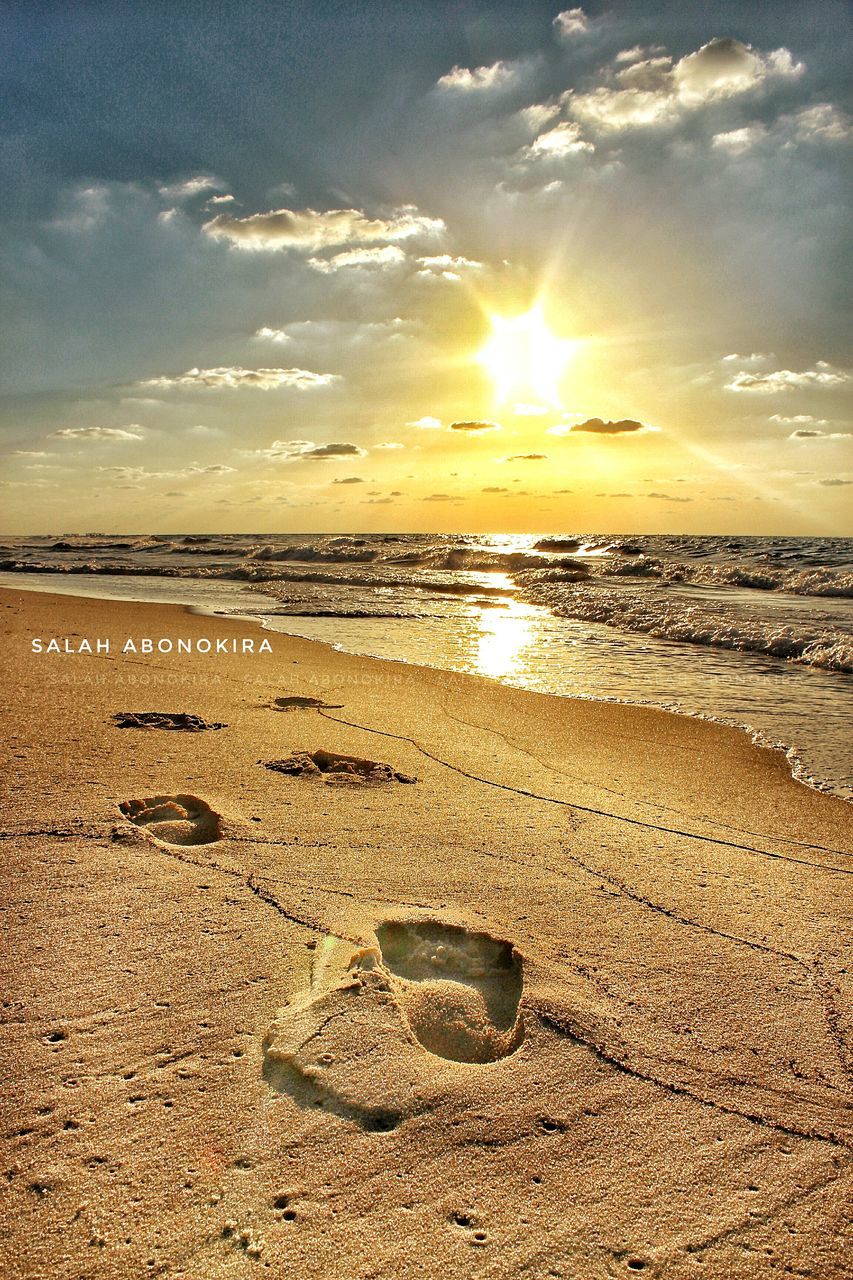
[0,586,851,1279]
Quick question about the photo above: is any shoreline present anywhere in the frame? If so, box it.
[3,569,850,806]
[1,585,851,1278]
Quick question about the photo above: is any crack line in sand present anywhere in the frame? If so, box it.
[533,1004,851,1149]
[439,702,837,849]
[660,1165,852,1272]
[316,710,852,869]
[563,851,853,1077]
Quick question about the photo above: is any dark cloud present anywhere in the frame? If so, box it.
[448,421,500,432]
[505,452,547,460]
[570,418,650,435]
[818,477,852,486]
[482,485,508,492]
[332,475,365,484]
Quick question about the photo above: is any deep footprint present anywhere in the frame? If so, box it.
[119,794,223,846]
[371,921,524,1064]
[113,712,226,731]
[264,750,416,786]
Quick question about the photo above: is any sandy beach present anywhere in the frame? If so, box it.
[0,584,851,1279]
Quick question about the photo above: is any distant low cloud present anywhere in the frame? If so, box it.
[158,175,222,202]
[726,363,848,393]
[307,245,407,272]
[565,38,803,133]
[407,416,443,430]
[818,478,852,486]
[243,439,366,462]
[51,426,143,441]
[482,485,508,492]
[504,453,547,460]
[376,442,405,450]
[449,420,501,432]
[791,429,852,440]
[647,491,692,502]
[553,8,590,39]
[436,61,516,92]
[332,476,365,484]
[140,366,338,391]
[423,492,455,501]
[203,204,444,251]
[568,417,653,434]
[254,326,290,343]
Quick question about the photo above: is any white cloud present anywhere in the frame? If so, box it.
[241,439,367,462]
[406,416,443,430]
[524,121,594,157]
[786,103,853,143]
[307,245,407,272]
[566,38,804,133]
[254,326,291,343]
[416,254,483,271]
[712,124,768,154]
[158,175,222,202]
[140,366,338,391]
[50,426,144,441]
[726,362,848,393]
[376,442,405,449]
[722,352,770,364]
[203,204,444,251]
[770,414,828,425]
[436,61,516,92]
[553,8,589,38]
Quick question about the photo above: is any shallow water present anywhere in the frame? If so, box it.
[2,530,851,800]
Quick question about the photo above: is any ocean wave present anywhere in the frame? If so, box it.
[520,580,853,672]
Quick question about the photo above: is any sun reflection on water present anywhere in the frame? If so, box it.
[473,600,540,681]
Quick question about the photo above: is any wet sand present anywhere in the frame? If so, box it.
[0,585,851,1279]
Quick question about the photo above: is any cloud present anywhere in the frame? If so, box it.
[818,478,852,486]
[790,429,852,440]
[376,442,404,449]
[568,417,652,434]
[50,426,143,441]
[553,8,590,38]
[712,125,768,154]
[158,175,222,202]
[254,326,290,343]
[407,416,443,430]
[770,414,827,425]
[647,492,692,502]
[788,103,852,143]
[332,476,365,484]
[307,245,407,272]
[725,363,848,393]
[504,453,547,460]
[140,366,338,390]
[436,61,516,92]
[448,420,500,432]
[203,204,444,251]
[566,38,804,133]
[423,492,455,501]
[415,253,484,280]
[243,440,366,462]
[522,121,594,158]
[482,485,508,492]
[12,450,52,457]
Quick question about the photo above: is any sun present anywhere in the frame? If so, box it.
[478,305,575,408]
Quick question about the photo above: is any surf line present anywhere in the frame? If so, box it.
[316,710,852,871]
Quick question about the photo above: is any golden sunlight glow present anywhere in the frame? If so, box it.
[478,305,575,408]
[473,602,537,681]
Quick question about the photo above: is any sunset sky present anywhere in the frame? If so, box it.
[1,0,851,534]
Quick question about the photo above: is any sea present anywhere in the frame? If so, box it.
[2,532,851,802]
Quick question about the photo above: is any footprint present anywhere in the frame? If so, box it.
[373,921,524,1064]
[270,696,343,712]
[113,711,226,731]
[264,750,416,786]
[119,794,223,846]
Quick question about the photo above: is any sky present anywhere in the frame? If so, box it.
[1,0,851,535]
